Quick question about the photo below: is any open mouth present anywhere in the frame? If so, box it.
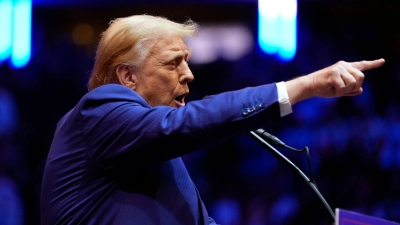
[175,93,187,105]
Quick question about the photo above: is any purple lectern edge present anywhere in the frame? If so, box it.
[335,208,400,225]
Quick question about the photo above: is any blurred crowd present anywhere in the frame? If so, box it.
[1,2,400,225]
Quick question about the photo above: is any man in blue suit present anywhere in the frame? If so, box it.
[40,14,385,225]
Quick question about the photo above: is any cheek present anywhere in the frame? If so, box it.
[146,80,172,101]
[138,71,178,102]
[152,73,177,90]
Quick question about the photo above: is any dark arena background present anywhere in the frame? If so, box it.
[1,0,400,224]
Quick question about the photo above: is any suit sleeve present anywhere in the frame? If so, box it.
[79,84,288,166]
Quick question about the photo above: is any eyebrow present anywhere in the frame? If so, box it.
[165,49,192,62]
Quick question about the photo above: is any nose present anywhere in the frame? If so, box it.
[179,64,194,84]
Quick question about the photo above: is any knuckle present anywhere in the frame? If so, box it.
[354,71,365,80]
[360,60,368,67]
[329,67,340,75]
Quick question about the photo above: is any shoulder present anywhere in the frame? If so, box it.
[82,84,150,108]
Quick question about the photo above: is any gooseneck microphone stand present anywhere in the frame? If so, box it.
[248,129,335,222]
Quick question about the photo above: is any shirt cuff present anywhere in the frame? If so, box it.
[276,82,293,117]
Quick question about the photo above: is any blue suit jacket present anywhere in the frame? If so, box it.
[41,84,282,225]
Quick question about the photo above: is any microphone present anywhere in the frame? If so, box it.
[253,128,286,147]
[253,128,304,152]
[248,128,336,222]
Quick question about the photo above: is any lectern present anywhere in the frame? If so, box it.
[249,129,400,225]
[336,208,400,225]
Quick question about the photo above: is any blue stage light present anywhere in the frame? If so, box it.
[258,0,297,62]
[0,0,13,61]
[0,0,31,68]
[258,0,279,55]
[11,0,31,68]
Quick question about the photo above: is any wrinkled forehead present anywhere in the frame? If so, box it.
[150,36,191,58]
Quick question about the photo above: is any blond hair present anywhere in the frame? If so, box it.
[88,14,199,91]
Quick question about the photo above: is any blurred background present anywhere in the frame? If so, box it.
[1,0,400,224]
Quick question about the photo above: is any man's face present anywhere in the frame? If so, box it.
[134,35,194,108]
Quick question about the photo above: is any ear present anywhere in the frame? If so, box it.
[115,65,138,90]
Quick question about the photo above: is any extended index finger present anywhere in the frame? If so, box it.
[351,58,385,71]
